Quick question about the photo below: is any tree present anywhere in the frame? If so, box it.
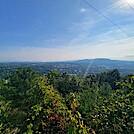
[2,68,43,133]
[26,81,68,133]
[26,81,95,134]
[7,68,42,111]
[89,79,134,134]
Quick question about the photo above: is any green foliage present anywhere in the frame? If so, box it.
[89,78,134,134]
[66,93,95,134]
[7,68,43,111]
[46,71,82,96]
[0,68,44,133]
[0,96,10,132]
[26,79,68,133]
[78,83,113,125]
[0,68,133,133]
[26,81,94,134]
[96,69,120,89]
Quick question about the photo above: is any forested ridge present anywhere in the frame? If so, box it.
[0,67,134,134]
[0,59,134,79]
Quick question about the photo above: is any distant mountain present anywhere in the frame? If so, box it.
[70,58,134,75]
[0,58,134,78]
[78,58,134,67]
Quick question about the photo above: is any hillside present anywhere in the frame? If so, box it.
[0,58,134,78]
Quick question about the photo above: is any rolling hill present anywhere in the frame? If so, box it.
[0,58,134,78]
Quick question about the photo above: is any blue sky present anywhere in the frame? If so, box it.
[0,0,134,61]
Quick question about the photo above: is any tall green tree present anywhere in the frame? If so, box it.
[2,68,43,133]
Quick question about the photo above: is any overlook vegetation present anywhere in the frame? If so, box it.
[0,67,134,134]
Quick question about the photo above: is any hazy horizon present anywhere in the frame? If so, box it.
[0,0,134,62]
[0,57,134,63]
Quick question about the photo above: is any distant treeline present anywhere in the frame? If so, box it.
[0,59,134,79]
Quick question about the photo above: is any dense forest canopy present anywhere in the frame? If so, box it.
[0,66,134,134]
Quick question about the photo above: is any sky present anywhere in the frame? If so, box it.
[0,0,134,62]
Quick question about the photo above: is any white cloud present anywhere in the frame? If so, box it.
[120,0,134,7]
[1,34,134,62]
[80,8,88,13]
[87,0,133,19]
[0,47,84,62]
[115,1,134,15]
[69,19,96,33]
[68,12,103,47]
